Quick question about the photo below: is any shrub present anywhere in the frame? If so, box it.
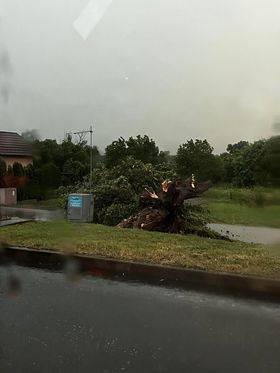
[99,202,138,226]
[57,157,178,226]
[253,189,266,207]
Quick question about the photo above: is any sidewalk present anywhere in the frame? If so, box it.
[0,217,31,227]
[0,205,64,221]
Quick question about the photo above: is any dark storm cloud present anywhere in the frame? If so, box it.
[1,0,280,151]
[0,49,12,74]
[0,19,13,104]
[0,85,10,103]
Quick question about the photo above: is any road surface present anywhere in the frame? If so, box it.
[0,265,280,372]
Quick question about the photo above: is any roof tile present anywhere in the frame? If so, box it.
[0,131,33,156]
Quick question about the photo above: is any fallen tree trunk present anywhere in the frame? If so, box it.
[118,176,211,234]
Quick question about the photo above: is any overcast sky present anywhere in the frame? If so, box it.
[0,0,280,153]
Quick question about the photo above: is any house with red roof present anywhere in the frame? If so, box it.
[0,131,33,167]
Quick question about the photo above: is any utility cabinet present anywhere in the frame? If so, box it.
[67,194,94,223]
[0,188,17,206]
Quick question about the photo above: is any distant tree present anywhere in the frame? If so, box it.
[36,139,61,166]
[62,159,86,184]
[105,137,127,168]
[158,150,170,164]
[211,155,226,183]
[219,152,233,183]
[242,140,266,186]
[126,135,159,165]
[40,162,61,189]
[34,137,100,178]
[105,135,160,168]
[0,158,6,186]
[176,139,216,181]
[0,158,6,178]
[1,135,104,199]
[261,136,280,185]
[12,162,25,177]
[223,140,267,187]
[7,165,13,176]
[226,141,249,154]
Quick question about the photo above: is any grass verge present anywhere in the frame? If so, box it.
[205,187,280,228]
[207,202,280,228]
[1,220,280,279]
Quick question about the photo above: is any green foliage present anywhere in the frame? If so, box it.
[105,137,127,168]
[228,188,263,207]
[126,135,159,164]
[226,141,249,154]
[40,162,61,189]
[105,135,160,168]
[183,203,209,232]
[56,185,78,209]
[253,189,266,207]
[261,136,280,185]
[153,162,177,182]
[108,157,163,193]
[206,186,280,207]
[205,186,280,228]
[56,156,216,236]
[88,158,166,224]
[15,136,102,200]
[62,159,86,184]
[57,157,173,226]
[0,158,6,178]
[12,162,25,176]
[35,137,101,172]
[7,130,278,209]
[98,202,137,226]
[220,137,280,187]
[6,166,13,175]
[3,220,279,278]
[211,155,226,183]
[176,139,217,181]
[91,175,137,219]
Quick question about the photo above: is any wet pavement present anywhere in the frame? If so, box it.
[0,217,32,227]
[208,223,280,244]
[0,265,280,373]
[0,206,64,221]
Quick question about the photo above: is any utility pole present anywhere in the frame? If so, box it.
[66,125,94,192]
[89,125,93,191]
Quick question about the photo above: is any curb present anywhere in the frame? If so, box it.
[0,218,32,228]
[2,246,280,302]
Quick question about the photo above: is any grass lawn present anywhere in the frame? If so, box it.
[1,220,280,279]
[207,202,280,228]
[205,187,280,228]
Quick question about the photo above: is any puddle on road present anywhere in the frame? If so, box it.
[208,223,280,245]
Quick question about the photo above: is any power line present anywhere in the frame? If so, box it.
[66,125,94,191]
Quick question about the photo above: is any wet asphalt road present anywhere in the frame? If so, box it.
[0,266,280,373]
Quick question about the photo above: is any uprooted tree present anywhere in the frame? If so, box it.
[118,175,211,234]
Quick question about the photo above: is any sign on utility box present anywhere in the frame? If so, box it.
[67,194,94,223]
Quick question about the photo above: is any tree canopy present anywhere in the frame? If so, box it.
[176,139,217,181]
[105,135,160,168]
[0,131,279,204]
